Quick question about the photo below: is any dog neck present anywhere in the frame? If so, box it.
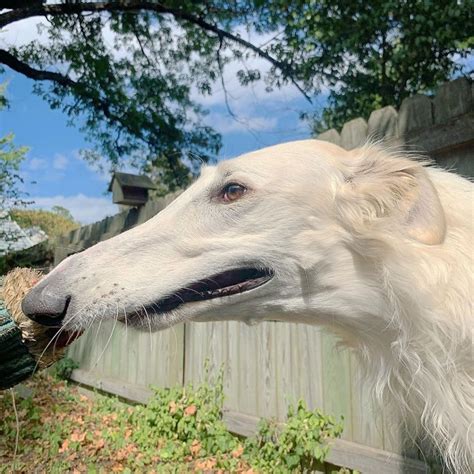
[337,251,474,473]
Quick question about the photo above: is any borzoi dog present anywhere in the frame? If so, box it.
[22,140,473,472]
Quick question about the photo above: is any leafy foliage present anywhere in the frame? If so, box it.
[0,134,28,209]
[252,0,473,131]
[0,84,30,254]
[245,400,344,471]
[52,357,79,380]
[10,208,79,239]
[51,205,75,221]
[0,368,347,472]
[130,366,242,469]
[2,1,469,187]
[7,5,228,192]
[0,86,29,211]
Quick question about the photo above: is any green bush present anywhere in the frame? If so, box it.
[10,208,79,238]
[52,357,79,380]
[0,367,349,472]
[245,400,344,472]
[127,365,345,471]
[130,366,240,468]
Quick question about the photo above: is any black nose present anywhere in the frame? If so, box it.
[21,287,72,327]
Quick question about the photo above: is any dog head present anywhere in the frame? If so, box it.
[22,140,446,336]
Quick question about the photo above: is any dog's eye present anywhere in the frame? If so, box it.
[221,183,246,202]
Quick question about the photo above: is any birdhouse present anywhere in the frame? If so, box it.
[108,172,156,207]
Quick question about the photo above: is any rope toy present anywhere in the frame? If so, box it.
[0,268,81,390]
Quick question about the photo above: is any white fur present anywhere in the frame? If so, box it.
[34,140,473,471]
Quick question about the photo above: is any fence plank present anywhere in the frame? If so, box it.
[433,77,473,124]
[68,321,184,391]
[321,332,353,440]
[340,118,368,149]
[350,357,385,449]
[318,129,341,145]
[399,94,433,136]
[367,106,399,140]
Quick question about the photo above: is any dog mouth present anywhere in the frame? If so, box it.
[128,267,274,319]
[45,328,83,349]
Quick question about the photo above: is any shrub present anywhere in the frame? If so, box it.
[10,209,79,239]
[0,368,349,472]
[52,357,79,380]
[245,400,344,472]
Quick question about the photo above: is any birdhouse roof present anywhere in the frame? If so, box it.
[108,172,156,192]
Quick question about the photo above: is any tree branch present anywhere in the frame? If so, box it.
[1,0,43,9]
[215,38,263,144]
[0,48,146,143]
[0,1,312,102]
[0,48,75,87]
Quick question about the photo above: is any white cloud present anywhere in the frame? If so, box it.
[192,49,298,112]
[72,149,113,183]
[28,157,47,171]
[0,17,48,48]
[189,28,316,142]
[30,194,118,225]
[53,153,69,170]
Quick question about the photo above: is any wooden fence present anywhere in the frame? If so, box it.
[57,77,472,473]
[69,322,429,473]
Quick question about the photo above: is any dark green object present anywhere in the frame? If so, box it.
[0,300,36,390]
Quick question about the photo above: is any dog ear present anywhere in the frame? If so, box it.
[338,145,446,245]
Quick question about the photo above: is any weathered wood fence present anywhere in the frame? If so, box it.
[69,322,430,473]
[51,77,472,473]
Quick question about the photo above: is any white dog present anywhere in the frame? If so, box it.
[23,140,473,472]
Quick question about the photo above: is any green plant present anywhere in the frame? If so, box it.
[10,208,79,238]
[0,84,30,256]
[0,368,348,472]
[129,364,345,471]
[52,357,79,380]
[130,365,241,469]
[245,399,344,472]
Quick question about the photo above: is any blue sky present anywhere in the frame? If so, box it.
[0,18,319,224]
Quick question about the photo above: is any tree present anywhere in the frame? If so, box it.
[0,1,471,192]
[0,84,29,253]
[0,87,29,207]
[10,208,79,238]
[253,0,473,131]
[51,205,75,222]
[0,134,28,211]
[0,1,318,194]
